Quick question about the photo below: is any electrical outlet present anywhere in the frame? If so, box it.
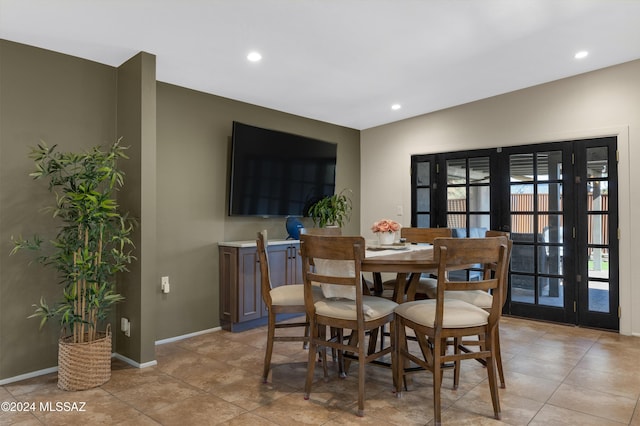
[161,276,170,293]
[120,317,130,337]
[396,205,403,216]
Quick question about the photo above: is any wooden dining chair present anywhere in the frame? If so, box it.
[394,236,509,425]
[300,234,398,417]
[257,230,324,383]
[424,230,513,388]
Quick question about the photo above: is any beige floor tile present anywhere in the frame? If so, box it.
[504,353,575,382]
[147,393,246,425]
[548,382,636,424]
[113,374,204,413]
[454,382,543,425]
[218,411,280,425]
[251,392,343,425]
[529,404,626,426]
[564,362,640,400]
[500,370,561,403]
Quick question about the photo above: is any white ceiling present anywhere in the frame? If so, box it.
[2,0,640,130]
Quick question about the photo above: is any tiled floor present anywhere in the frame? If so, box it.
[2,316,640,425]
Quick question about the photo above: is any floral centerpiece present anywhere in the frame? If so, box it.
[371,219,401,245]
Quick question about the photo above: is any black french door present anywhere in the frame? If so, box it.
[411,137,619,330]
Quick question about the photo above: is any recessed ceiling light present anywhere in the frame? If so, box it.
[574,50,589,59]
[391,104,402,110]
[247,51,262,62]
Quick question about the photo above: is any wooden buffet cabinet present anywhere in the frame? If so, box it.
[218,239,302,331]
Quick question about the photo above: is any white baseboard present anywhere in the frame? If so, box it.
[0,366,58,386]
[0,327,222,384]
[155,326,221,345]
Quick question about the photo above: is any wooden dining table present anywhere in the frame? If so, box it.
[362,245,437,303]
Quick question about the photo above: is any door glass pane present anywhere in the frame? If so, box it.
[511,184,534,212]
[417,214,430,228]
[587,147,608,178]
[447,159,466,184]
[510,153,534,181]
[511,242,535,273]
[511,274,534,303]
[416,161,430,185]
[537,151,563,180]
[469,214,490,229]
[539,277,563,307]
[538,183,563,212]
[469,157,490,184]
[588,213,608,245]
[469,186,490,212]
[541,217,563,243]
[589,280,609,312]
[589,246,609,280]
[539,246,562,275]
[448,187,466,212]
[588,181,608,212]
[511,214,534,236]
[417,188,430,211]
[447,214,466,229]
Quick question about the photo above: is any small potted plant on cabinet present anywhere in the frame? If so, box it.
[307,189,353,228]
[11,138,136,391]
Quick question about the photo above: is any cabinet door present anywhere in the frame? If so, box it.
[266,245,289,288]
[237,248,262,322]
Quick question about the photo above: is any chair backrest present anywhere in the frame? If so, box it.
[299,234,366,315]
[482,231,512,306]
[301,227,342,236]
[256,230,273,307]
[401,227,451,244]
[485,230,509,238]
[432,236,509,328]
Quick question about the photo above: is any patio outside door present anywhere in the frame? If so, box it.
[411,137,619,330]
[502,137,618,330]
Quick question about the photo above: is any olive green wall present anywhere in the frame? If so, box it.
[155,82,361,340]
[116,52,158,365]
[0,40,117,378]
[0,39,361,381]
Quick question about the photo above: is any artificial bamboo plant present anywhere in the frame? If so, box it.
[11,139,136,343]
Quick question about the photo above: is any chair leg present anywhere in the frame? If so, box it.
[394,318,406,395]
[453,337,461,390]
[303,319,310,350]
[357,327,366,417]
[304,321,319,401]
[262,310,276,383]
[494,326,505,388]
[432,336,443,426]
[485,331,501,420]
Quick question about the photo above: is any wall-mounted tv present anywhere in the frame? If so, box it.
[229,121,337,217]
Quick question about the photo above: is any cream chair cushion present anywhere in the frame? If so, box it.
[415,277,438,296]
[395,299,489,328]
[314,296,397,321]
[443,290,493,309]
[270,284,323,306]
[420,279,493,309]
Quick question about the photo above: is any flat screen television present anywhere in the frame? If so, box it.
[229,121,337,217]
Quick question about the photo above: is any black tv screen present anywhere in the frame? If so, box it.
[229,121,337,217]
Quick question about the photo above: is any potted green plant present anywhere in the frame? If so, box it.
[307,189,353,228]
[10,138,136,391]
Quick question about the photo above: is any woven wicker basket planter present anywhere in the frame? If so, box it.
[57,328,112,391]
